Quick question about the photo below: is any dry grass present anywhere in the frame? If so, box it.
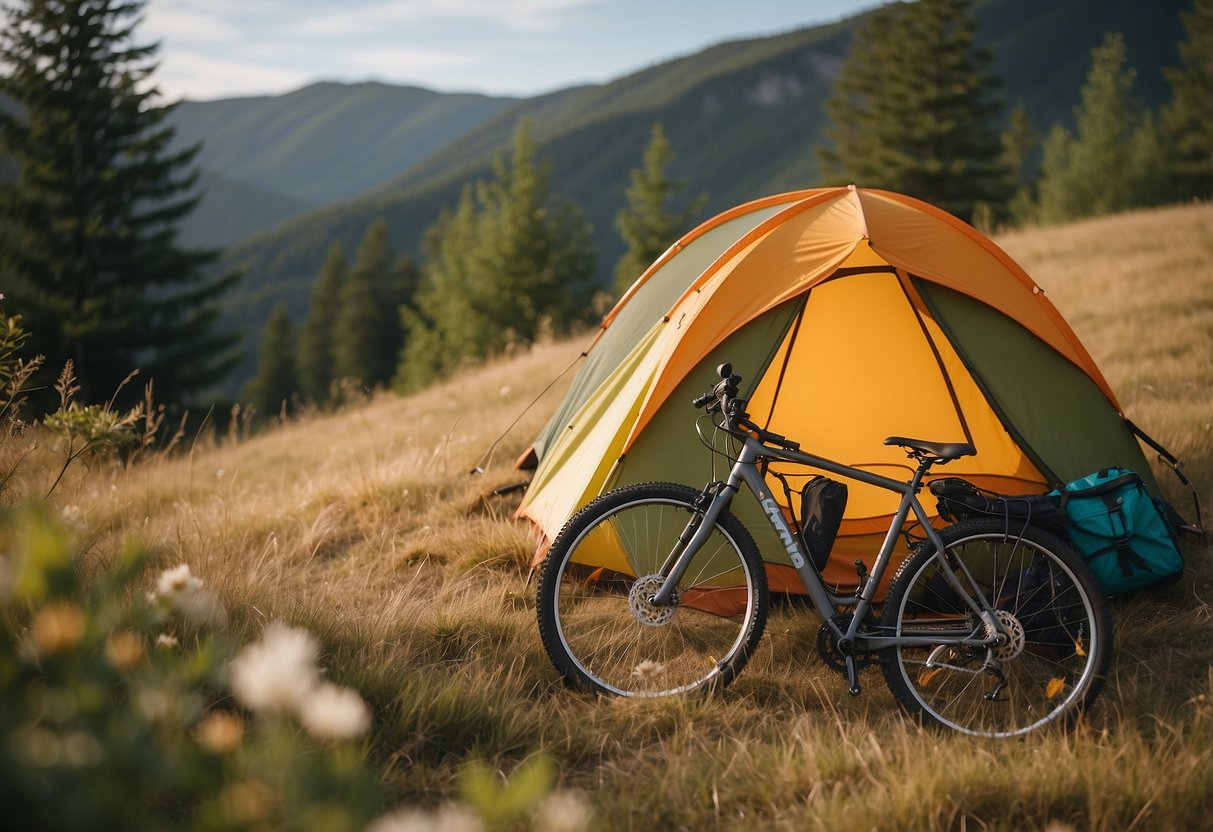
[35,203,1213,830]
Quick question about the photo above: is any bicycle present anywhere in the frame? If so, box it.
[536,363,1113,738]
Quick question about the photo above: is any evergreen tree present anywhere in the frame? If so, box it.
[817,0,1009,222]
[334,220,398,389]
[387,253,420,364]
[397,122,595,392]
[0,0,237,410]
[1036,33,1169,224]
[1001,103,1039,225]
[1163,0,1213,200]
[613,124,705,296]
[243,304,297,417]
[296,242,347,405]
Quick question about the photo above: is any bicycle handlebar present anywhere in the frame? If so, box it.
[692,362,800,452]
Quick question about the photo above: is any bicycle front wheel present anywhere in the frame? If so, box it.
[880,518,1112,737]
[536,482,768,697]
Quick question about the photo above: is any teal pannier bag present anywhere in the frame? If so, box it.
[1053,468,1184,596]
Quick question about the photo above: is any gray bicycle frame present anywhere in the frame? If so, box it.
[651,433,1005,652]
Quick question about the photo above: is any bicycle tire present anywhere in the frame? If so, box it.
[536,482,768,697]
[880,518,1113,737]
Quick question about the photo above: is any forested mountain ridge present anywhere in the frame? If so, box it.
[5,0,1189,395]
[212,0,1188,382]
[165,82,517,245]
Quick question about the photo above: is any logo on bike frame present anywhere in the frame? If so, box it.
[761,497,806,569]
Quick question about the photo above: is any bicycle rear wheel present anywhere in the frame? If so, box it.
[880,518,1112,737]
[536,482,768,697]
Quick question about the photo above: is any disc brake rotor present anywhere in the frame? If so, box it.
[629,574,678,627]
[990,609,1026,661]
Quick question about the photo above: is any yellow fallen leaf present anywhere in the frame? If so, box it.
[1074,636,1086,658]
[1046,677,1066,699]
[919,667,943,687]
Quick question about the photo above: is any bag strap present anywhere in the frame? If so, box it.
[1064,471,1142,499]
[1124,419,1205,539]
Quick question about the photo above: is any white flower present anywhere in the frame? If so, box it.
[631,660,666,681]
[151,563,225,626]
[156,563,203,599]
[536,790,593,832]
[59,504,87,531]
[298,682,371,740]
[156,633,179,648]
[365,804,483,832]
[228,621,319,713]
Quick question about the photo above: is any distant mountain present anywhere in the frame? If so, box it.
[167,82,516,245]
[216,0,1189,370]
[180,170,314,249]
[2,0,1191,396]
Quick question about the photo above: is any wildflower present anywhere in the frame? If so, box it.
[150,563,225,626]
[298,682,371,740]
[59,503,87,531]
[195,711,245,755]
[156,563,203,598]
[228,621,319,713]
[30,602,87,656]
[105,630,145,669]
[536,790,593,832]
[221,779,274,825]
[157,633,179,649]
[136,687,174,722]
[62,731,104,767]
[365,804,484,832]
[631,660,665,681]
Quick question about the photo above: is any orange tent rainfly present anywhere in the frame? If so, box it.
[516,186,1158,596]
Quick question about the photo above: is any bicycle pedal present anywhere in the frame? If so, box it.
[844,655,862,697]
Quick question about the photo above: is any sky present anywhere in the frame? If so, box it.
[140,0,883,102]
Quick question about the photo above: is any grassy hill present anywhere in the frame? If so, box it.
[211,0,1191,391]
[24,203,1213,829]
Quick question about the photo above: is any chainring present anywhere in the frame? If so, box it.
[816,614,878,673]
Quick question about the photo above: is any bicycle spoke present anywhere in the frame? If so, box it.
[538,484,767,698]
[881,520,1111,737]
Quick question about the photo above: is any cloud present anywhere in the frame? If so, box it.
[347,46,480,77]
[155,51,310,101]
[293,0,601,37]
[141,5,242,43]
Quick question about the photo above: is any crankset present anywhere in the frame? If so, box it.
[816,614,878,674]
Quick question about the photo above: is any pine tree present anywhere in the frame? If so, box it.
[1002,103,1040,225]
[296,242,347,405]
[243,304,297,418]
[397,122,595,392]
[333,220,398,389]
[1163,0,1213,200]
[0,0,237,410]
[613,124,705,296]
[1036,33,1169,224]
[817,0,1009,222]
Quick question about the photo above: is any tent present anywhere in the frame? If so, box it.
[515,185,1159,595]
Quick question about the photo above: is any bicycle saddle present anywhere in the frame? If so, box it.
[884,436,977,462]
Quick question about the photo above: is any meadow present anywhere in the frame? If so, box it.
[12,202,1213,830]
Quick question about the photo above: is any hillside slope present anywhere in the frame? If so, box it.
[46,203,1213,831]
[167,82,516,245]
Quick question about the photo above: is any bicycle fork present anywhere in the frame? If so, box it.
[649,481,737,606]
